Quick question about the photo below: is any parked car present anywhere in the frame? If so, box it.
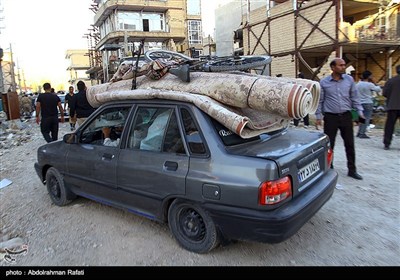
[57,94,69,122]
[34,99,337,253]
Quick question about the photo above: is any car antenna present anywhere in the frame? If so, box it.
[131,39,145,90]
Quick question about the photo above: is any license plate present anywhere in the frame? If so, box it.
[298,159,320,182]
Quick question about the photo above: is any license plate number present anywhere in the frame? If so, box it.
[298,159,320,182]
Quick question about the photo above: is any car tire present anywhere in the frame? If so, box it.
[46,167,76,206]
[168,199,220,253]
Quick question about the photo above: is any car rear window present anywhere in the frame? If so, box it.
[211,119,260,146]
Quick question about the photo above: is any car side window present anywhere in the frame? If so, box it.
[128,107,152,149]
[162,112,185,154]
[80,107,130,146]
[181,108,206,155]
[128,107,181,153]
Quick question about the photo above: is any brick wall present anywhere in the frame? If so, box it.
[364,50,400,82]
[270,14,295,54]
[297,1,336,49]
[271,55,296,78]
[244,1,336,54]
[242,0,398,81]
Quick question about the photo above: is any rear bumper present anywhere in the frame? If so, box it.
[204,170,338,243]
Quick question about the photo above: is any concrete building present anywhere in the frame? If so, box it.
[65,49,91,88]
[215,0,400,81]
[215,1,242,56]
[88,0,203,82]
[0,49,17,93]
[215,0,266,56]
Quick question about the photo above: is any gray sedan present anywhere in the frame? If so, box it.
[35,99,337,253]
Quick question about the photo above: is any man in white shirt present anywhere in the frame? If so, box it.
[102,126,121,147]
[356,70,382,138]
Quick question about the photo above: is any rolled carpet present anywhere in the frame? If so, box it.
[87,71,318,119]
[86,88,290,138]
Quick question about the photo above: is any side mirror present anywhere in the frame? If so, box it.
[63,133,78,144]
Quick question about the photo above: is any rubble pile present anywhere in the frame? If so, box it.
[0,112,35,150]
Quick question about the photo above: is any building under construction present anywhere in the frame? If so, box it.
[222,0,399,81]
[86,0,203,83]
[65,49,91,88]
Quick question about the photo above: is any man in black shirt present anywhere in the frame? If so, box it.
[383,65,400,150]
[65,85,76,131]
[69,80,95,126]
[35,83,64,142]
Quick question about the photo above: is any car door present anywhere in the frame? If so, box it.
[65,105,132,198]
[117,105,189,218]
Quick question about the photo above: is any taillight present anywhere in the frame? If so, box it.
[327,148,333,168]
[259,176,292,205]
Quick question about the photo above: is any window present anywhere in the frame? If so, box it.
[118,12,141,31]
[187,0,201,15]
[163,113,185,154]
[127,107,184,154]
[80,107,131,147]
[191,49,202,59]
[188,20,202,44]
[144,13,164,31]
[117,11,165,32]
[181,108,205,155]
[143,19,149,32]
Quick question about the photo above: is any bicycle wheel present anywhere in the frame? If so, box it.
[144,50,193,63]
[205,55,272,72]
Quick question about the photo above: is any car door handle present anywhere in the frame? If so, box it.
[102,153,115,161]
[164,161,178,171]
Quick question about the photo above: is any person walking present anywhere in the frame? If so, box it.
[69,80,95,126]
[20,93,33,118]
[65,86,77,131]
[315,58,364,180]
[293,114,310,128]
[383,65,400,150]
[356,70,382,139]
[35,82,64,142]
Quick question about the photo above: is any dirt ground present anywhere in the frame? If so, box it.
[0,120,399,266]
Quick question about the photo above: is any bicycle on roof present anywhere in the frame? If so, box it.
[144,49,272,73]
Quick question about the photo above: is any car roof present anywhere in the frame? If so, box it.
[97,98,194,107]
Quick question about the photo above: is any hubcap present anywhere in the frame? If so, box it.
[49,177,60,199]
[179,208,206,242]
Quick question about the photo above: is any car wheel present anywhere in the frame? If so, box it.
[168,199,220,253]
[45,167,76,206]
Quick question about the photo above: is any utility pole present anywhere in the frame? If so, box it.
[208,35,211,55]
[9,44,16,92]
[17,59,22,93]
[22,69,26,92]
[0,47,4,93]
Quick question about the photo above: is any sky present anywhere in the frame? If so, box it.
[0,0,94,90]
[0,0,231,90]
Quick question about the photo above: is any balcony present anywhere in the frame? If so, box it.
[341,21,400,43]
[94,0,170,26]
[95,30,185,50]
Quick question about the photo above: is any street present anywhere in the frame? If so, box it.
[0,120,399,266]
